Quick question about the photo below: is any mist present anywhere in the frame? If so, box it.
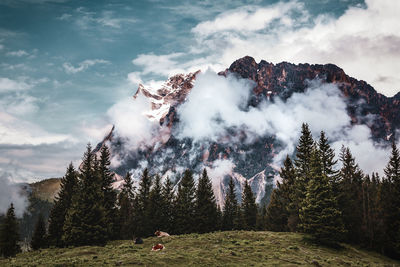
[0,173,28,217]
[176,71,392,176]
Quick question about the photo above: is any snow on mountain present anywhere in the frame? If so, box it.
[96,56,399,208]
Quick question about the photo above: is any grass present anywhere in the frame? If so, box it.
[1,231,399,266]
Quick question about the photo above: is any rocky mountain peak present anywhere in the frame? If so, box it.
[97,56,400,207]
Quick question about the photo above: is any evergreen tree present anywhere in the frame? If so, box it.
[299,148,345,245]
[318,131,338,183]
[292,123,314,231]
[338,146,364,243]
[256,204,267,230]
[384,141,400,181]
[215,205,223,231]
[195,169,218,233]
[266,185,288,232]
[148,175,164,233]
[63,143,108,246]
[294,123,314,178]
[135,168,152,237]
[265,157,295,232]
[30,213,47,250]
[118,172,135,239]
[361,173,382,249]
[98,145,118,240]
[0,203,20,257]
[222,178,238,231]
[382,142,400,258]
[173,169,196,234]
[161,177,174,233]
[47,163,77,247]
[241,180,257,230]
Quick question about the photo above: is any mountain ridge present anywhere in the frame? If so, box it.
[94,56,399,207]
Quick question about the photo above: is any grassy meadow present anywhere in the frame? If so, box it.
[1,231,399,266]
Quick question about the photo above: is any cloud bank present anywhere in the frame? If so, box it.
[176,71,391,176]
[132,0,400,96]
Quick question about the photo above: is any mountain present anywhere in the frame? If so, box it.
[97,56,399,207]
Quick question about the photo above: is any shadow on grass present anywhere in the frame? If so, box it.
[301,235,345,250]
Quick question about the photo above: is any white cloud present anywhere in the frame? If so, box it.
[0,77,31,92]
[189,0,400,96]
[134,0,400,96]
[6,50,29,57]
[0,174,28,217]
[193,2,305,36]
[0,111,72,146]
[0,93,39,115]
[63,59,109,74]
[177,70,255,142]
[81,123,113,143]
[57,13,72,20]
[107,95,160,151]
[132,53,185,76]
[176,71,392,175]
[127,71,143,85]
[60,7,136,30]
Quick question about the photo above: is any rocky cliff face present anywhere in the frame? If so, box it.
[100,56,398,207]
[225,56,399,141]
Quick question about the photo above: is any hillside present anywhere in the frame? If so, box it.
[1,231,398,266]
[29,178,61,203]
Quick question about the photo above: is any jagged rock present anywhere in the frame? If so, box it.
[95,56,399,207]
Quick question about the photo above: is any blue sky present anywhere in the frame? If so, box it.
[0,0,399,182]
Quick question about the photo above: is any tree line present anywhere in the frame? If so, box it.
[0,143,263,257]
[1,123,399,260]
[265,123,400,259]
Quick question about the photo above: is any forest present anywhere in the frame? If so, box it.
[0,123,399,260]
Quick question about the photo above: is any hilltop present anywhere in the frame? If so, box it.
[1,231,398,266]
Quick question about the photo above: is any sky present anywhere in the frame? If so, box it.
[0,0,399,183]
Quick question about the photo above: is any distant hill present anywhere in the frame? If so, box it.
[29,178,61,203]
[15,178,61,241]
[1,231,398,266]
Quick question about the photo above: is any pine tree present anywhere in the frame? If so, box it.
[292,123,314,231]
[338,146,364,243]
[266,156,295,232]
[256,204,267,230]
[148,175,164,233]
[241,180,257,230]
[215,205,223,231]
[98,145,118,240]
[384,141,400,182]
[382,141,400,258]
[118,172,135,239]
[266,186,288,232]
[294,123,314,178]
[30,213,47,250]
[0,203,20,257]
[299,148,345,245]
[318,131,338,183]
[361,173,381,249]
[135,168,152,237]
[63,143,108,246]
[222,177,238,231]
[195,169,218,233]
[173,169,196,234]
[48,163,77,247]
[161,177,175,233]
